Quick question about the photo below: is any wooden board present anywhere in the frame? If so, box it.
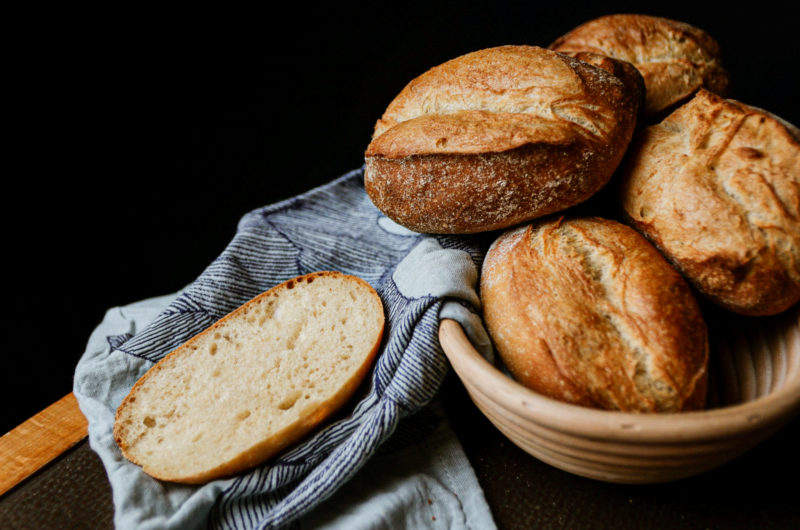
[0,393,88,495]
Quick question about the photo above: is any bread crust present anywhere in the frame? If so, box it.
[114,271,385,484]
[620,90,800,316]
[364,45,638,234]
[550,14,729,117]
[480,217,709,412]
[556,50,645,119]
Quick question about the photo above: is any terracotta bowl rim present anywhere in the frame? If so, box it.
[439,317,800,444]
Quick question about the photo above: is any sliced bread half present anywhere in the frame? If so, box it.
[113,271,385,484]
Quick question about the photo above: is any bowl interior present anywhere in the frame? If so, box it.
[704,305,800,407]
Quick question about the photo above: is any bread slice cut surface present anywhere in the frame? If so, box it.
[114,271,385,484]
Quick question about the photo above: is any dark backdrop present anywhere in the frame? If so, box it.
[4,1,798,433]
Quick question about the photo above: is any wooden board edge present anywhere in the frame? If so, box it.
[0,393,89,496]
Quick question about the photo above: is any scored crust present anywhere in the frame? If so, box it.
[550,14,730,117]
[555,50,645,120]
[480,217,709,412]
[114,271,385,484]
[620,90,800,316]
[364,45,639,234]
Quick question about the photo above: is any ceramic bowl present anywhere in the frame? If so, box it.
[439,305,800,484]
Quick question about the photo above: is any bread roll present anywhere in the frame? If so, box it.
[620,89,800,316]
[480,217,708,412]
[550,14,729,117]
[114,271,384,484]
[364,45,639,234]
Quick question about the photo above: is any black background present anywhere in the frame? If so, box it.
[4,0,798,440]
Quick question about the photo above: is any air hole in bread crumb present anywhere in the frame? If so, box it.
[209,343,218,355]
[192,433,204,442]
[236,410,251,421]
[143,416,156,428]
[277,391,301,411]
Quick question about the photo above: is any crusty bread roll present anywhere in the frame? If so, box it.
[480,217,709,412]
[364,45,639,234]
[550,14,730,117]
[114,271,384,484]
[620,89,800,316]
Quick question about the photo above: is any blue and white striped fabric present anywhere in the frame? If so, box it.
[73,168,495,529]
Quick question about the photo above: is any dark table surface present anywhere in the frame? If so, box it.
[3,1,799,527]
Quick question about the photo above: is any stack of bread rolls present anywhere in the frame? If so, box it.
[364,14,799,413]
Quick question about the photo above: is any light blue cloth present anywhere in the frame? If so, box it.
[73,169,496,529]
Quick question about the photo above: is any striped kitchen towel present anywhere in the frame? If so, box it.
[73,168,495,529]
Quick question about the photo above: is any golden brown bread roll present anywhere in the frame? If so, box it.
[620,89,800,316]
[364,45,639,234]
[550,14,730,117]
[480,217,709,412]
